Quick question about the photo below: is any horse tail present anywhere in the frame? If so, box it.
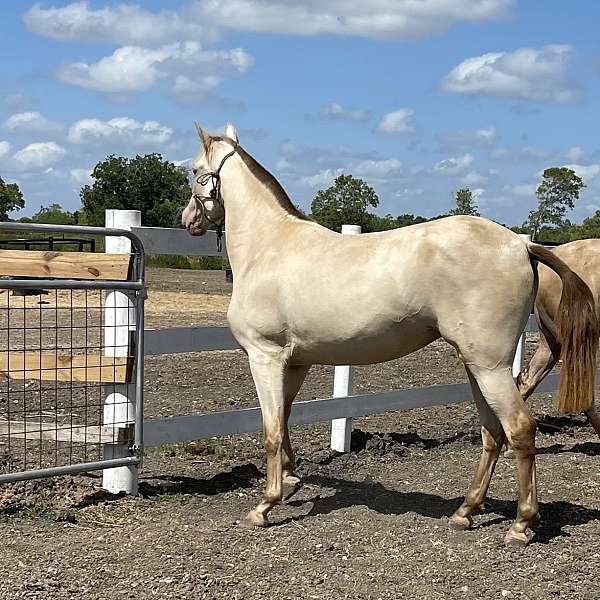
[526,243,599,413]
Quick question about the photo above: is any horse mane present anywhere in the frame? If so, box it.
[212,136,311,222]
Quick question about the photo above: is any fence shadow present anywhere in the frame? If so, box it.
[138,462,262,498]
[283,474,600,544]
[537,441,600,456]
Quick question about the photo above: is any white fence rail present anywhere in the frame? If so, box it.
[105,211,560,493]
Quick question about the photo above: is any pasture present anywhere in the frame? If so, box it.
[0,267,598,599]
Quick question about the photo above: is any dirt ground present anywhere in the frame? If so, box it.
[1,268,600,600]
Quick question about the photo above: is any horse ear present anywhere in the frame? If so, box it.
[225,123,239,144]
[195,122,211,151]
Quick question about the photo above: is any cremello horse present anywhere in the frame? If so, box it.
[518,239,600,434]
[182,124,598,547]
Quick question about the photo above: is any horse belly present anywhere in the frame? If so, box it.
[290,318,439,366]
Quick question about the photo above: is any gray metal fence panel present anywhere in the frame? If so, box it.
[0,222,145,483]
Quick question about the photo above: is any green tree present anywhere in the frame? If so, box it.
[450,188,480,216]
[311,174,379,232]
[396,213,428,227]
[80,154,191,227]
[29,203,77,225]
[525,167,585,240]
[365,213,398,231]
[0,176,25,221]
[576,210,600,240]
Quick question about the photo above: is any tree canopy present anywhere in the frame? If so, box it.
[310,174,379,232]
[0,176,25,221]
[525,167,585,239]
[25,203,78,225]
[449,188,480,216]
[80,154,191,227]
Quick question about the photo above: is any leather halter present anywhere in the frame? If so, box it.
[193,148,236,252]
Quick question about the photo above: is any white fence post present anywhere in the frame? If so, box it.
[103,209,141,494]
[512,233,532,379]
[330,224,362,452]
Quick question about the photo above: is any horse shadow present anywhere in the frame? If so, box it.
[281,473,600,544]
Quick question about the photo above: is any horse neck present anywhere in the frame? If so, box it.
[221,156,303,271]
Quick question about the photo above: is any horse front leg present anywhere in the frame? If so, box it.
[242,354,291,527]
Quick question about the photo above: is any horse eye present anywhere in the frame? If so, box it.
[192,168,198,176]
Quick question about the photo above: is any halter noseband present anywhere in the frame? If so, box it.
[193,147,236,252]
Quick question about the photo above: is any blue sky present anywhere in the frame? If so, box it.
[1,1,599,225]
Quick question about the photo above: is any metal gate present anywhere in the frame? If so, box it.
[0,222,145,483]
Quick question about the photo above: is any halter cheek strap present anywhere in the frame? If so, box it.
[193,148,236,252]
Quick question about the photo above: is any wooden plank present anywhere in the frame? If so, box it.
[0,352,133,383]
[144,326,240,355]
[0,421,131,444]
[131,227,225,257]
[0,250,132,280]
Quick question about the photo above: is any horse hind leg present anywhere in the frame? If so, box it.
[449,367,505,531]
[282,365,310,499]
[457,365,539,547]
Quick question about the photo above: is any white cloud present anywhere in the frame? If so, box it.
[441,125,497,150]
[491,146,550,163]
[460,170,488,185]
[320,103,370,121]
[24,1,214,46]
[563,164,600,182]
[4,111,63,134]
[395,187,425,198]
[57,41,253,97]
[13,142,66,170]
[434,153,473,175]
[504,183,535,197]
[354,158,403,179]
[565,146,585,162]
[475,126,496,143]
[377,108,415,135]
[441,45,580,102]
[199,0,513,40]
[69,168,93,185]
[0,141,11,159]
[68,117,173,146]
[57,45,173,93]
[300,168,344,188]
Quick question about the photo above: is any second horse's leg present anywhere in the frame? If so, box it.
[517,331,559,401]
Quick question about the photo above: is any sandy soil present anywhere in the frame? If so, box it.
[0,268,599,600]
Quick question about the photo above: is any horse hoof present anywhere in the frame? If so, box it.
[283,476,303,501]
[448,514,472,531]
[240,511,268,528]
[504,529,534,548]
